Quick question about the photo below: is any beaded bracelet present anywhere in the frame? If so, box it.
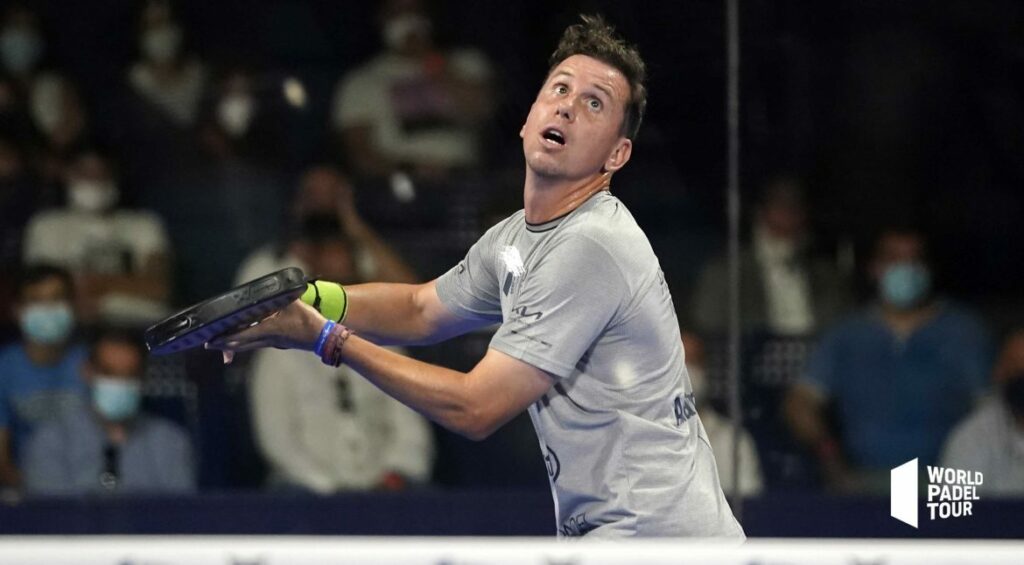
[313,320,336,358]
[319,323,353,367]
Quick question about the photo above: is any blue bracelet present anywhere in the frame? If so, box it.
[314,320,336,357]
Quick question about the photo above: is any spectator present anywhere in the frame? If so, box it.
[250,230,433,494]
[27,74,93,194]
[234,165,417,286]
[783,226,992,493]
[23,328,195,495]
[331,0,494,180]
[127,0,206,128]
[941,330,1024,496]
[691,176,850,336]
[0,265,86,489]
[0,3,57,143]
[22,147,172,326]
[682,331,764,497]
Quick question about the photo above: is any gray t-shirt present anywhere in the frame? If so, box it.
[436,191,744,539]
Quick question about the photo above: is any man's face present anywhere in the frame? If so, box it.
[313,240,357,284]
[520,54,633,182]
[89,340,143,383]
[17,275,71,312]
[870,233,925,282]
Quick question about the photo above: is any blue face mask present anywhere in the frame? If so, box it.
[92,377,142,421]
[19,302,74,344]
[880,262,931,309]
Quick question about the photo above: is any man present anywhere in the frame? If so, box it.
[250,230,433,494]
[331,0,494,179]
[0,264,86,489]
[941,329,1024,496]
[212,15,743,539]
[691,176,850,336]
[784,226,991,492]
[23,328,195,495]
[22,147,172,326]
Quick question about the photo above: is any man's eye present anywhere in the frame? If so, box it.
[555,85,568,95]
[588,99,602,110]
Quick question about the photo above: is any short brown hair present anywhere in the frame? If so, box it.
[548,14,647,140]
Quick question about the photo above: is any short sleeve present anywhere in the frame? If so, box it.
[332,71,379,130]
[125,212,170,261]
[448,49,492,82]
[434,224,504,323]
[799,328,841,398]
[489,235,627,379]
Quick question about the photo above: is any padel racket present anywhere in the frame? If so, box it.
[144,267,308,355]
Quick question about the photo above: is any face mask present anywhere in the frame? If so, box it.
[217,94,254,138]
[19,302,74,344]
[141,24,181,64]
[92,377,142,422]
[880,262,931,309]
[68,179,118,213]
[382,14,431,51]
[0,27,43,74]
[687,365,707,404]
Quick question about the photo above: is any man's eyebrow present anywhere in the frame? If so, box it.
[591,82,614,100]
[550,70,573,81]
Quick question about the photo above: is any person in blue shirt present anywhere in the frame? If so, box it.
[0,264,86,489]
[784,226,993,493]
[23,327,195,495]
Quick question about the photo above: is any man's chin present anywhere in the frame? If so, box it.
[525,153,564,179]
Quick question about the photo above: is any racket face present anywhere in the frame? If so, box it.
[144,268,307,355]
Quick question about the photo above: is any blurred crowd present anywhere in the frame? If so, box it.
[1,0,1022,501]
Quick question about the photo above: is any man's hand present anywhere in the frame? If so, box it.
[206,300,326,364]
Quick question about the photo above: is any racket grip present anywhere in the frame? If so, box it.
[300,280,348,323]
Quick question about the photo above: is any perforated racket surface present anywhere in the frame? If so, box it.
[144,267,307,355]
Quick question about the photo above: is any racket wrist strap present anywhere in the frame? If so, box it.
[301,280,348,323]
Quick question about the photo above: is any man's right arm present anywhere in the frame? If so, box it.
[341,280,488,346]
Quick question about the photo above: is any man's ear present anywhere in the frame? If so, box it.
[520,123,526,139]
[604,138,633,173]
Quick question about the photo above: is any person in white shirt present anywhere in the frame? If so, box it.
[691,176,850,336]
[331,0,494,179]
[127,0,206,128]
[682,331,764,497]
[22,148,172,326]
[250,226,433,494]
[941,329,1024,496]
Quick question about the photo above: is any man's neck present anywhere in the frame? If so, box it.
[880,301,939,339]
[523,170,611,224]
[25,341,66,366]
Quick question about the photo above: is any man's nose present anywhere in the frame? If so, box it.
[555,101,574,122]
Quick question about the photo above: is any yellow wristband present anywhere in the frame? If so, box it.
[300,280,348,323]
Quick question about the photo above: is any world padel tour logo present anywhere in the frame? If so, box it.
[890,458,983,528]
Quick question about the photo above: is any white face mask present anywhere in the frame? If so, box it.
[382,14,431,52]
[68,179,118,213]
[141,24,181,64]
[217,94,254,138]
[687,365,708,404]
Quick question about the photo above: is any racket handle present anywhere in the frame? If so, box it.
[300,280,348,323]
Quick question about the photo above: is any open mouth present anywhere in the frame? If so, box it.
[542,128,566,146]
